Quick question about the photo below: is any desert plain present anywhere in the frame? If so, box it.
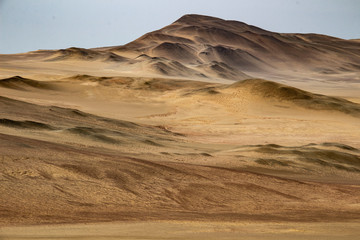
[0,14,360,239]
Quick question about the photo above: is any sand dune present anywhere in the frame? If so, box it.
[223,142,360,178]
[0,76,56,90]
[0,118,55,130]
[225,79,360,116]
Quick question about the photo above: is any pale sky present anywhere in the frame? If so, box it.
[1,0,359,54]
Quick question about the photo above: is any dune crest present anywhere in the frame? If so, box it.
[225,79,360,116]
[0,76,56,90]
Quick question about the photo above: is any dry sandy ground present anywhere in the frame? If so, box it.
[0,75,359,239]
[2,221,360,240]
[1,14,360,240]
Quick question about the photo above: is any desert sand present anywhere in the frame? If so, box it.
[0,14,360,239]
[2,221,360,240]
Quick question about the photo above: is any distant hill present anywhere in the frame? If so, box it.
[2,14,360,81]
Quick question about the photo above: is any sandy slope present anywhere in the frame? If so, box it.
[2,221,360,240]
[0,76,359,228]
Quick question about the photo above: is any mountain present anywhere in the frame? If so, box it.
[2,14,360,83]
[106,14,360,78]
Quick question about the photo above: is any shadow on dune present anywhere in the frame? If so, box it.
[0,76,57,90]
[240,142,360,173]
[227,79,360,116]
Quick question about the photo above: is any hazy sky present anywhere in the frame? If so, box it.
[1,0,359,54]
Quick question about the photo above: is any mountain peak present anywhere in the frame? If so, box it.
[172,14,270,35]
[174,14,224,24]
